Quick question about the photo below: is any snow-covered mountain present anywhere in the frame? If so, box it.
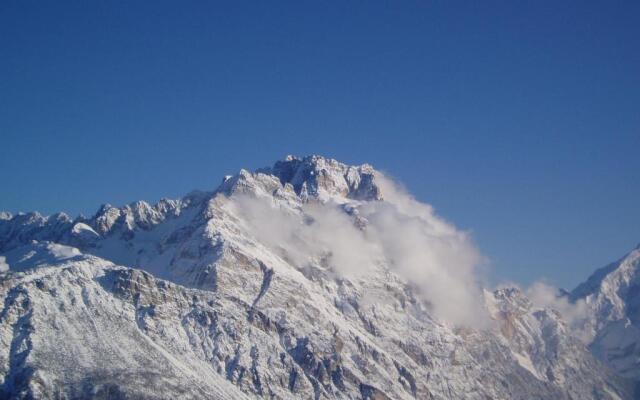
[0,155,635,399]
[570,245,640,383]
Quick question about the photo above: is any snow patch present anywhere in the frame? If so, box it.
[1,242,83,272]
[512,351,544,381]
[603,385,623,400]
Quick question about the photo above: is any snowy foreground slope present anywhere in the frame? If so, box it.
[0,155,635,399]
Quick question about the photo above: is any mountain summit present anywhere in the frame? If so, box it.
[0,156,634,399]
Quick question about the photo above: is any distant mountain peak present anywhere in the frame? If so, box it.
[216,154,383,202]
[267,154,382,201]
[570,245,640,380]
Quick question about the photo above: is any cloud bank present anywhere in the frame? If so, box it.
[226,173,489,327]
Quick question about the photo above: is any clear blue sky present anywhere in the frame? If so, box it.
[1,1,638,289]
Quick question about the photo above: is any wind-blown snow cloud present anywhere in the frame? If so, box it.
[229,195,375,276]
[526,281,588,328]
[226,172,489,327]
[361,175,487,327]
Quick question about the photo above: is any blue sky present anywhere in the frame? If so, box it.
[1,1,638,289]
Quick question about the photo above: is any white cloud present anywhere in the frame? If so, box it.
[225,172,489,328]
[526,281,588,328]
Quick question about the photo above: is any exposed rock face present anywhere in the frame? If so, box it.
[0,155,634,399]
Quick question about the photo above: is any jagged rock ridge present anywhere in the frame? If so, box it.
[0,155,634,399]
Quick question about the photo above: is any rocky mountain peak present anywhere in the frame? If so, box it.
[490,287,533,315]
[266,155,382,201]
[215,155,383,202]
[571,247,640,303]
[0,156,636,399]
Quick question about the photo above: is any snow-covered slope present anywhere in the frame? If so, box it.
[571,245,640,382]
[0,155,634,399]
